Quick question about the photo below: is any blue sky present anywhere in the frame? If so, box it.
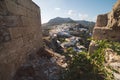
[33,0,117,23]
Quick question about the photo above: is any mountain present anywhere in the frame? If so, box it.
[48,17,75,24]
[42,17,75,27]
[76,20,95,28]
[42,17,95,31]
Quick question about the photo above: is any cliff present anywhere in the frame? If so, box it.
[0,0,43,80]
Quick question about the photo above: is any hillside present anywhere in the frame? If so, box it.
[42,17,75,27]
[42,17,95,30]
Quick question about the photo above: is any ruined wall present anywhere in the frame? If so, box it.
[0,0,43,80]
[92,12,120,41]
[89,0,120,53]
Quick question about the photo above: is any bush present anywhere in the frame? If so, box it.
[60,40,120,80]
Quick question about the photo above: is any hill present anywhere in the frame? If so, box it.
[42,17,95,31]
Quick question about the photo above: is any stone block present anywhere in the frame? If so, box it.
[17,0,32,9]
[0,63,13,80]
[89,41,99,54]
[93,27,120,41]
[22,34,33,45]
[5,0,18,15]
[9,27,22,39]
[17,5,27,16]
[16,0,25,5]
[4,37,24,53]
[24,42,34,54]
[0,16,22,27]
[0,0,8,16]
[21,16,30,27]
[26,9,32,17]
[0,26,11,43]
[0,0,42,80]
[95,14,108,27]
[21,26,36,36]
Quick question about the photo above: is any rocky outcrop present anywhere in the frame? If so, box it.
[0,0,43,80]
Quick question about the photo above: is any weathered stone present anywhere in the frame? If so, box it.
[89,1,120,79]
[13,49,66,80]
[0,0,43,80]
[95,14,108,27]
[4,16,22,27]
[0,26,11,43]
[90,0,120,43]
[92,27,120,41]
[0,0,8,15]
[89,40,99,54]
[107,0,120,29]
[9,27,22,39]
[104,48,120,80]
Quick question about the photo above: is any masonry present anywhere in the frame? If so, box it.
[0,0,43,80]
[89,0,120,54]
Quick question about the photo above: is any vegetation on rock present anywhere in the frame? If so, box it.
[60,40,120,80]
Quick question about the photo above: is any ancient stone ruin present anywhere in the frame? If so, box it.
[89,1,120,79]
[92,0,120,41]
[0,0,43,80]
[0,0,120,80]
[89,0,120,53]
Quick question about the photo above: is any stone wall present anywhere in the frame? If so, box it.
[92,0,120,41]
[89,0,120,53]
[92,12,120,41]
[95,14,108,27]
[0,0,43,80]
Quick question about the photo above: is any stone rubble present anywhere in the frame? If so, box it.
[13,49,67,80]
[105,48,120,80]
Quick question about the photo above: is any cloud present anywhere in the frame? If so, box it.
[78,13,88,20]
[67,10,76,16]
[54,8,61,11]
[92,16,97,22]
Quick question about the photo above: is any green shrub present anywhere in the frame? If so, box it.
[60,40,120,80]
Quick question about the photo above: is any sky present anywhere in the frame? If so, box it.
[33,0,117,23]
